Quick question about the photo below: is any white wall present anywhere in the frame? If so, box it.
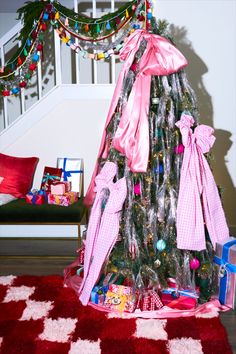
[156,0,236,230]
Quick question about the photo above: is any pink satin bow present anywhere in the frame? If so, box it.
[176,114,229,251]
[84,29,188,206]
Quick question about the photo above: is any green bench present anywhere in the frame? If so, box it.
[0,198,87,245]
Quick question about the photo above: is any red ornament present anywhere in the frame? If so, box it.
[2,90,10,97]
[41,23,47,31]
[17,57,22,66]
[174,143,185,154]
[36,43,43,51]
[190,257,200,270]
[85,24,89,32]
[19,81,27,88]
[137,14,145,21]
[29,63,37,71]
[32,31,37,40]
[115,17,121,25]
[49,12,55,20]
[131,63,138,72]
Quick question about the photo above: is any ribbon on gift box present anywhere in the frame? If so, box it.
[62,158,83,181]
[161,288,199,299]
[213,239,236,305]
[42,173,61,183]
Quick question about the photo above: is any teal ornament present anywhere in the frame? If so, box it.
[156,239,166,251]
[32,54,39,62]
[106,21,111,30]
[74,22,79,31]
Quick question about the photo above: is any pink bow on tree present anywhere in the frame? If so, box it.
[84,29,188,206]
[175,114,229,251]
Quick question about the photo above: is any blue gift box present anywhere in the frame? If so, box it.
[213,237,236,309]
[90,285,109,305]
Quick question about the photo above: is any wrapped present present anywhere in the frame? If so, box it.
[48,191,78,207]
[166,296,197,310]
[213,237,236,309]
[104,284,136,312]
[91,285,109,305]
[50,181,71,195]
[41,166,62,193]
[139,290,163,311]
[57,158,83,197]
[160,277,199,305]
[26,190,46,205]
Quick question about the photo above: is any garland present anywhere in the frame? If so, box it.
[0,0,154,96]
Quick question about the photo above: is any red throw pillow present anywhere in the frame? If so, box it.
[0,153,39,198]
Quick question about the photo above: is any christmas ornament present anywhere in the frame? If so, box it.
[154,259,161,268]
[2,90,10,96]
[29,63,37,71]
[174,143,184,154]
[190,257,200,270]
[156,239,166,251]
[134,183,141,195]
[19,81,27,88]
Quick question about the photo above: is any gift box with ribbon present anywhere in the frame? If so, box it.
[91,285,109,305]
[213,237,236,309]
[104,284,136,312]
[26,190,47,205]
[57,158,83,197]
[50,181,71,195]
[160,278,198,309]
[139,290,163,311]
[48,191,78,207]
[40,166,62,193]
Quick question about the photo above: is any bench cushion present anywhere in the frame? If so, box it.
[0,198,86,223]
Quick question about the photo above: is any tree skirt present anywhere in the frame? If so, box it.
[0,275,232,354]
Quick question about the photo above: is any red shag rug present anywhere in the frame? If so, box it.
[0,275,232,354]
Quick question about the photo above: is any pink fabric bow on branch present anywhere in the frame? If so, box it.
[84,29,188,206]
[175,114,229,251]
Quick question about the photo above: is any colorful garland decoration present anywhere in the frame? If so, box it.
[0,0,154,96]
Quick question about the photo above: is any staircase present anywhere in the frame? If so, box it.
[0,0,120,149]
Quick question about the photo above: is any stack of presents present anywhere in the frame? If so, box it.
[26,158,83,206]
[65,237,236,313]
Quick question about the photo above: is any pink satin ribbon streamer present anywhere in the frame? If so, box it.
[176,114,229,251]
[89,299,229,319]
[84,29,188,206]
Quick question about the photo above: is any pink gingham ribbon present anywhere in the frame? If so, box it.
[176,114,229,251]
[79,162,118,293]
[79,163,127,305]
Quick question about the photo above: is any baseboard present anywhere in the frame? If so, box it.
[0,237,78,258]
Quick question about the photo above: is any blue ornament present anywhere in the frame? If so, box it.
[32,54,39,62]
[159,164,164,174]
[43,13,49,21]
[156,239,166,251]
[26,38,31,47]
[12,87,20,94]
[106,21,111,30]
[147,12,152,20]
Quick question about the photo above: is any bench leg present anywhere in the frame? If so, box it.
[77,224,81,248]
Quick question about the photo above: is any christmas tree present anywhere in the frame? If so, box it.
[72,14,229,311]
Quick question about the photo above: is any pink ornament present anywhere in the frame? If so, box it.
[190,257,200,270]
[134,183,141,195]
[174,144,185,154]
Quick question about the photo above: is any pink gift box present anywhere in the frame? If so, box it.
[50,181,71,195]
[48,191,78,207]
